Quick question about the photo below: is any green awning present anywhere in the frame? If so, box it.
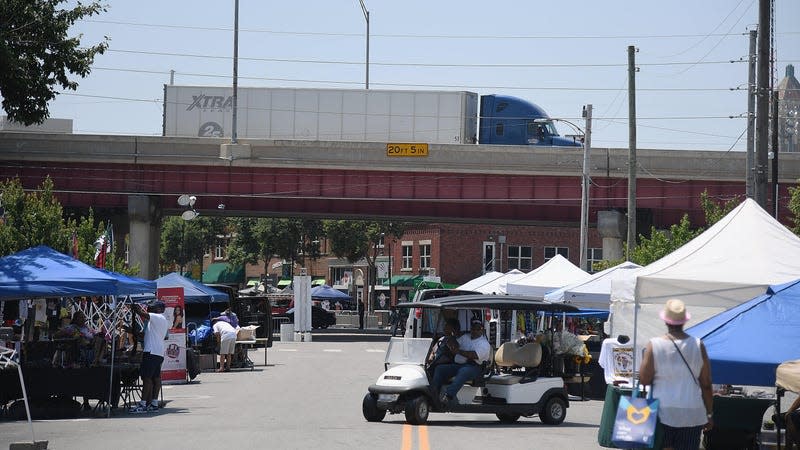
[389,275,423,287]
[277,279,292,287]
[312,278,326,286]
[202,262,245,284]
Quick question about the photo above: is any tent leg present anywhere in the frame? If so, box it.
[17,363,36,443]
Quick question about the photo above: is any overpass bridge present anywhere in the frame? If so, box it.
[1,132,798,277]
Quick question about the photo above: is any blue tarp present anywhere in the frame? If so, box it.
[0,245,155,299]
[687,279,800,387]
[97,269,156,296]
[310,284,351,300]
[150,272,229,304]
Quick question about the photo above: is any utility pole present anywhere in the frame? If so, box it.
[579,104,593,272]
[231,0,240,144]
[754,0,771,208]
[627,46,637,258]
[746,29,757,199]
[772,90,779,218]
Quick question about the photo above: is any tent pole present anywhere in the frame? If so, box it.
[17,359,36,442]
[632,300,639,389]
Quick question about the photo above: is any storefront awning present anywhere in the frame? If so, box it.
[388,274,423,287]
[202,262,244,284]
[312,278,327,286]
[277,279,292,287]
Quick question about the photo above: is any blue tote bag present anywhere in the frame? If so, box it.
[611,390,660,449]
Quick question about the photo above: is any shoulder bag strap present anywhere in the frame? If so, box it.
[669,337,699,386]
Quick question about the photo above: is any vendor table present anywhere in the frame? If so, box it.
[232,340,256,370]
[0,364,139,411]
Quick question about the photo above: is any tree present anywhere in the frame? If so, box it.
[160,216,226,278]
[788,183,800,236]
[0,177,68,255]
[594,191,741,270]
[0,177,138,274]
[324,220,406,308]
[0,0,108,125]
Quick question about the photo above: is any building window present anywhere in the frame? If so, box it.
[587,247,603,273]
[402,244,413,270]
[419,244,431,269]
[214,240,226,260]
[507,245,532,271]
[544,246,568,262]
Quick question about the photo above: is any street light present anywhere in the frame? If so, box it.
[357,0,369,89]
[536,104,593,271]
[177,195,199,278]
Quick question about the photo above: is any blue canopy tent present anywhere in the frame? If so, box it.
[0,246,154,299]
[131,272,229,304]
[687,279,800,386]
[310,285,351,300]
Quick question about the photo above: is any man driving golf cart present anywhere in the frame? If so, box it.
[363,294,579,425]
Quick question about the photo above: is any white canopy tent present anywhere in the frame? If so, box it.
[505,254,591,298]
[469,269,525,294]
[544,261,641,308]
[457,271,504,291]
[609,198,800,359]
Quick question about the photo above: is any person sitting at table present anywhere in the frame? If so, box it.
[53,311,101,367]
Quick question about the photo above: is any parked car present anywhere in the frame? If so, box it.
[279,305,336,330]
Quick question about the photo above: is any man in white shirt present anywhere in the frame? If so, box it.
[431,318,492,407]
[130,300,169,413]
[212,316,238,372]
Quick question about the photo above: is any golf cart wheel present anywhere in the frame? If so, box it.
[405,395,430,425]
[496,413,521,424]
[539,396,566,425]
[362,393,386,422]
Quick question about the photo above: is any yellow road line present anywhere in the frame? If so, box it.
[401,424,413,450]
[401,424,430,450]
[418,425,430,450]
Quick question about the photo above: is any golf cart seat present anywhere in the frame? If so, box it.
[488,342,542,385]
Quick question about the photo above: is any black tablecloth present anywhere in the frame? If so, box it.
[0,364,139,407]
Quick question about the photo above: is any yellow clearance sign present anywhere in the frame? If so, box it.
[386,143,429,157]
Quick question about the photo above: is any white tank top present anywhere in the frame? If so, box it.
[650,335,707,427]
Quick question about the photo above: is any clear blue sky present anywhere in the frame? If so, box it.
[43,0,800,151]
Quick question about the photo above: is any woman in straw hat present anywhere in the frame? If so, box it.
[639,299,714,450]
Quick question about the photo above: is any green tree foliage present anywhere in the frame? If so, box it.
[0,177,68,254]
[593,191,741,270]
[228,218,325,278]
[324,220,406,302]
[0,177,137,274]
[160,216,226,277]
[788,183,800,235]
[0,0,108,125]
[627,215,700,266]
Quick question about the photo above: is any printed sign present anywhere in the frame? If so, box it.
[158,286,186,383]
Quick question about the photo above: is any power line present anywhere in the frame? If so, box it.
[103,48,745,68]
[83,19,800,41]
[89,66,742,92]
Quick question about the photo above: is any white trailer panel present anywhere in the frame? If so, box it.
[163,86,477,144]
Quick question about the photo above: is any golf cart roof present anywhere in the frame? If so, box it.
[397,294,580,313]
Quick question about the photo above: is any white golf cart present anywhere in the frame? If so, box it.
[362,294,580,425]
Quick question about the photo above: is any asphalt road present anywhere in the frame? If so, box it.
[1,335,609,450]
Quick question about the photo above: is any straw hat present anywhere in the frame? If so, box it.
[659,298,691,325]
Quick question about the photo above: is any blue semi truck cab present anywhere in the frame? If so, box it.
[479,94,581,147]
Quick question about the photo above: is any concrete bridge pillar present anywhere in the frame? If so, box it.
[597,210,626,262]
[128,195,162,280]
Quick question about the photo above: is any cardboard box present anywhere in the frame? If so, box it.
[237,325,259,341]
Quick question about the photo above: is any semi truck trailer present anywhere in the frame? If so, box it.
[163,85,580,147]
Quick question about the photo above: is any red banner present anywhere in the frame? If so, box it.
[158,287,186,383]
